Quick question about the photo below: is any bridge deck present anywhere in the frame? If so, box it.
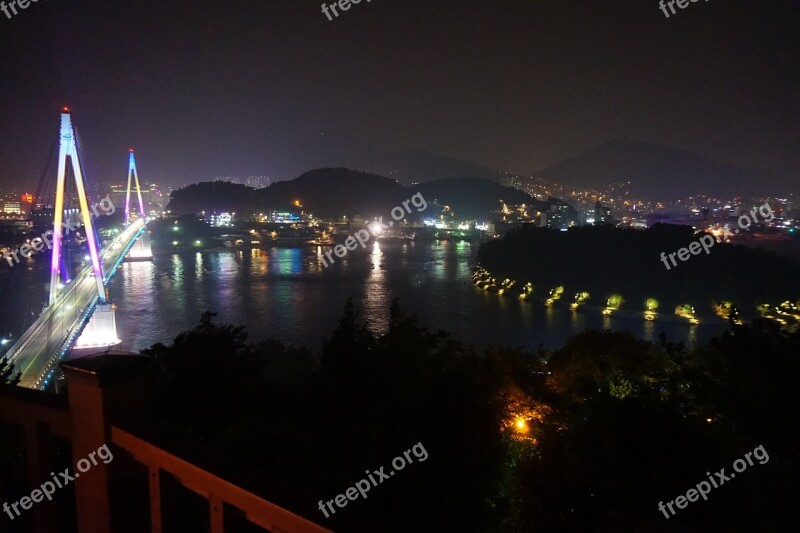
[7,220,146,389]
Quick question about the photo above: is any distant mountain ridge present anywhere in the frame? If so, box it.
[263,133,502,184]
[170,140,788,213]
[167,168,549,220]
[533,138,787,201]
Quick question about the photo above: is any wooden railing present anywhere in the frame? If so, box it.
[111,427,333,533]
[0,354,332,533]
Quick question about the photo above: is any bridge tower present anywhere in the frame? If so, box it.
[124,149,147,224]
[123,149,153,260]
[50,109,106,305]
[50,108,120,349]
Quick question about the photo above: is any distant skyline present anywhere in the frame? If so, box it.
[0,0,797,189]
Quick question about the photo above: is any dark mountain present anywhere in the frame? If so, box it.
[261,132,501,184]
[167,169,546,221]
[416,177,552,220]
[393,149,503,184]
[258,168,406,219]
[534,139,787,201]
[164,181,260,215]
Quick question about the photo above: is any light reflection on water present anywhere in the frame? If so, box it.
[643,317,656,342]
[362,242,390,335]
[100,242,730,353]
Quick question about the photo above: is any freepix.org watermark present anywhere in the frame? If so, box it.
[658,444,769,519]
[319,192,427,269]
[317,442,428,518]
[658,0,711,20]
[3,443,114,522]
[1,0,46,21]
[2,196,115,267]
[659,202,775,271]
[321,0,374,22]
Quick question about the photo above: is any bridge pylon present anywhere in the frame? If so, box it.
[52,109,120,351]
[125,149,147,224]
[123,149,153,260]
[50,109,106,306]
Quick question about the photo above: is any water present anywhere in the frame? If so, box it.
[0,242,730,356]
[98,241,727,353]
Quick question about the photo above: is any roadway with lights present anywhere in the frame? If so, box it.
[6,219,146,389]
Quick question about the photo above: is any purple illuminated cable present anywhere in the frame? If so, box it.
[125,151,134,223]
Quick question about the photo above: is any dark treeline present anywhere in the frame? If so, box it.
[128,300,798,532]
[478,224,800,313]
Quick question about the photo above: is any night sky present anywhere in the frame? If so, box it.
[0,0,797,188]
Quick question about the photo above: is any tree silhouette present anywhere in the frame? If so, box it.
[0,357,20,386]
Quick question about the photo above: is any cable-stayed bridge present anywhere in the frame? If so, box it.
[4,110,151,389]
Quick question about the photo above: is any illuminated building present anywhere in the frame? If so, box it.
[3,201,22,214]
[595,201,613,225]
[209,212,233,227]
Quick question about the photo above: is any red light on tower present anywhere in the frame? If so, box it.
[62,106,70,113]
[129,148,135,153]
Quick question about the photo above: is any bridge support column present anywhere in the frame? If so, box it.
[126,230,153,261]
[75,304,122,349]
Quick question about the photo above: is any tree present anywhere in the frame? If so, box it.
[142,311,262,430]
[0,357,20,386]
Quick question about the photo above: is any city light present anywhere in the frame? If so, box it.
[369,221,385,235]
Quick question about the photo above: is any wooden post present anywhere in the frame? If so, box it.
[210,494,225,533]
[148,465,163,533]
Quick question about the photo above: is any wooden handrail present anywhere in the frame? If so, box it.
[111,426,333,533]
